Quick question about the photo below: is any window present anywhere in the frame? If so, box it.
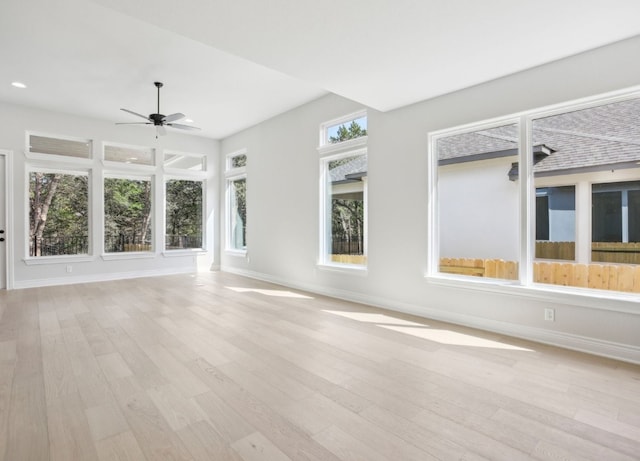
[319,112,368,268]
[436,122,520,279]
[320,111,368,146]
[29,170,89,256]
[164,152,206,171]
[105,144,155,166]
[430,92,640,295]
[227,177,246,251]
[321,152,368,266]
[225,150,247,252]
[165,179,203,250]
[29,134,92,159]
[104,176,153,253]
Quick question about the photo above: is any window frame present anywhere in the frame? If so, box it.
[319,110,368,148]
[163,176,206,254]
[318,148,369,272]
[427,86,640,309]
[24,166,93,264]
[224,149,248,255]
[102,172,155,259]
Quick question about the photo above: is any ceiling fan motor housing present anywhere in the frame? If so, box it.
[149,113,165,125]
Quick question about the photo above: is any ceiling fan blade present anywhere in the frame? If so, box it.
[120,108,151,121]
[162,112,185,123]
[115,122,152,125]
[157,125,167,136]
[167,123,201,131]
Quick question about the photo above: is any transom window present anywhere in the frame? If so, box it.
[320,111,368,146]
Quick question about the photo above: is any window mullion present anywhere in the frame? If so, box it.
[519,117,534,285]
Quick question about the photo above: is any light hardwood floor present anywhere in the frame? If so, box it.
[0,272,639,460]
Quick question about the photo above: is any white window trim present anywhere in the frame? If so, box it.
[426,85,640,310]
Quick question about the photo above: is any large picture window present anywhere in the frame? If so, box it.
[29,171,89,256]
[104,176,153,253]
[430,92,640,295]
[165,179,203,250]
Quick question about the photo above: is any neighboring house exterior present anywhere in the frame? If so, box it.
[437,98,640,265]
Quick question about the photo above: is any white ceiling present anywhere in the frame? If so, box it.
[1,0,640,139]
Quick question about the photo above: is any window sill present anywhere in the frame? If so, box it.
[225,249,247,258]
[23,255,95,265]
[162,248,207,257]
[317,262,368,276]
[101,252,156,261]
[425,273,640,314]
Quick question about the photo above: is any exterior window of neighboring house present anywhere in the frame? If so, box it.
[225,150,247,252]
[435,122,520,280]
[319,111,368,268]
[28,170,89,257]
[535,186,576,260]
[104,176,153,253]
[165,179,204,250]
[430,92,640,295]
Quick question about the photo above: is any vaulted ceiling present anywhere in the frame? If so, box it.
[1,0,639,139]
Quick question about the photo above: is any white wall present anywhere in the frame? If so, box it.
[220,35,640,363]
[439,157,519,260]
[0,102,219,288]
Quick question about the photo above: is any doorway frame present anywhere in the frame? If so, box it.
[0,149,14,289]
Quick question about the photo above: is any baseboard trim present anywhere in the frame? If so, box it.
[13,266,196,289]
[221,265,640,365]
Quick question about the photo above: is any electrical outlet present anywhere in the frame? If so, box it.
[66,265,72,273]
[544,308,555,321]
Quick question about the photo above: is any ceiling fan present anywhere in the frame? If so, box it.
[117,82,201,137]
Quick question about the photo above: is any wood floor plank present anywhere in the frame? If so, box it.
[0,272,638,460]
[231,431,293,461]
[95,430,147,461]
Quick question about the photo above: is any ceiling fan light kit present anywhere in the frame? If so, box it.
[116,81,201,137]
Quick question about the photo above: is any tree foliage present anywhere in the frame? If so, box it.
[29,172,88,256]
[166,180,203,248]
[329,120,367,144]
[104,178,152,248]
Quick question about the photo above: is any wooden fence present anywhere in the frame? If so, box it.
[440,257,640,293]
[535,241,640,264]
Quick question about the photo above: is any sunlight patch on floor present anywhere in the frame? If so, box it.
[322,310,426,327]
[323,310,532,351]
[379,325,533,351]
[226,287,314,299]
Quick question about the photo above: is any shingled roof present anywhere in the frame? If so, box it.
[437,98,640,176]
[329,155,367,183]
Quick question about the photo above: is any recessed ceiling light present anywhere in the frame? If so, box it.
[184,118,194,123]
[11,81,27,89]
